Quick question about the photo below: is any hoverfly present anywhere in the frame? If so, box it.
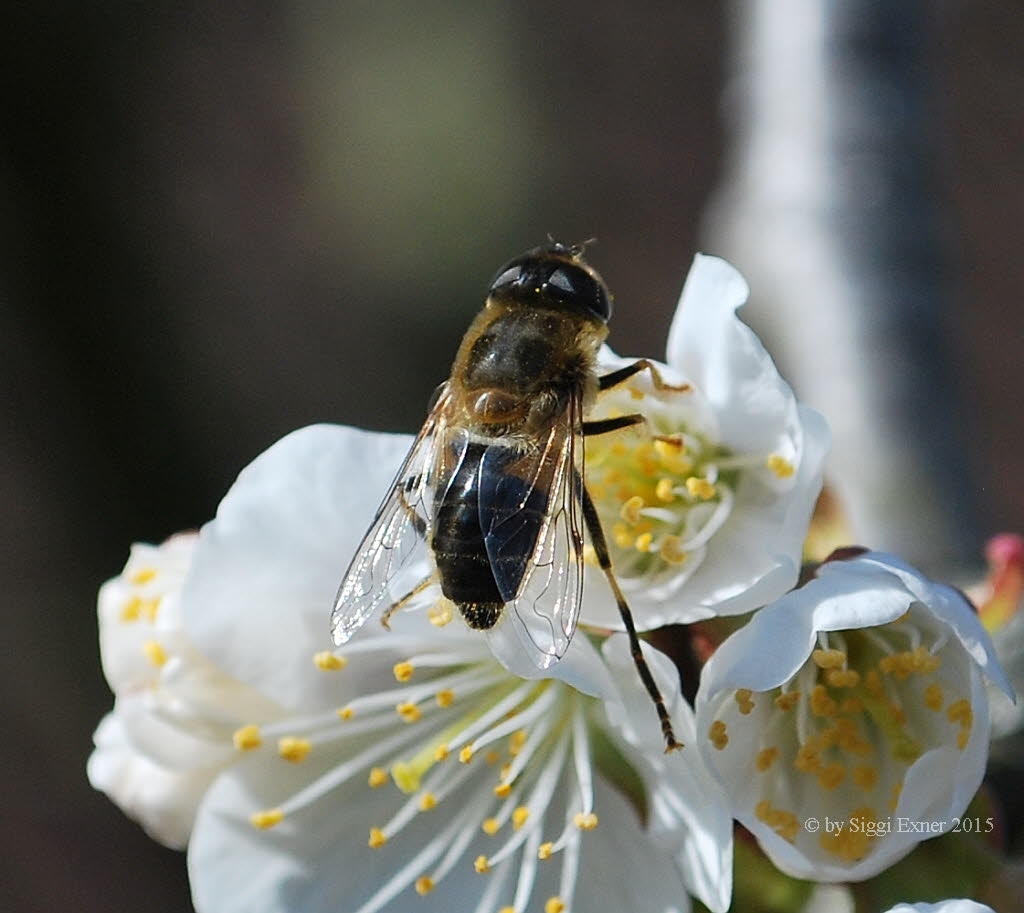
[332,242,684,751]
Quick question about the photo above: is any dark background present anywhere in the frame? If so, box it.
[3,2,1022,910]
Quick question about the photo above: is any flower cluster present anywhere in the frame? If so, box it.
[89,255,1009,913]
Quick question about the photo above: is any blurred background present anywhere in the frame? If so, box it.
[3,1,1022,910]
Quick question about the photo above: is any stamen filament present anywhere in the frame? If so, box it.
[488,729,570,867]
[351,800,477,913]
[276,724,425,818]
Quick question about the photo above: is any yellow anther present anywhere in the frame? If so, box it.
[756,747,778,771]
[634,532,654,552]
[129,568,157,584]
[508,729,528,756]
[396,701,421,723]
[613,524,634,549]
[619,495,645,526]
[337,706,355,721]
[628,386,644,400]
[734,688,756,715]
[826,668,860,688]
[498,908,516,913]
[428,600,453,627]
[250,808,283,830]
[499,762,514,780]
[685,477,716,500]
[277,737,312,763]
[486,750,501,765]
[368,827,387,849]
[811,648,847,669]
[755,800,772,822]
[582,544,599,566]
[511,806,530,830]
[414,876,434,895]
[435,689,455,708]
[120,596,142,622]
[839,697,864,714]
[946,699,973,726]
[809,685,837,717]
[657,535,687,565]
[393,661,415,682]
[545,898,566,913]
[794,741,822,774]
[142,640,167,668]
[708,719,728,750]
[459,746,474,764]
[538,842,554,860]
[481,817,500,836]
[574,812,599,830]
[418,792,437,812]
[232,724,262,752]
[879,652,914,681]
[655,478,676,502]
[654,438,692,473]
[494,782,512,798]
[774,690,801,711]
[924,683,944,711]
[865,668,884,696]
[434,744,450,762]
[766,454,795,478]
[817,762,846,790]
[368,767,388,788]
[957,729,970,750]
[853,765,879,790]
[313,651,347,670]
[474,855,490,874]
[910,645,940,674]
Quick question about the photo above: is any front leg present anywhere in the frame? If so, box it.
[598,358,691,394]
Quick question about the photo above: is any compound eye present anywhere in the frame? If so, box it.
[546,265,612,322]
[488,264,522,294]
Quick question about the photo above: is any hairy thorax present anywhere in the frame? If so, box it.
[448,303,606,439]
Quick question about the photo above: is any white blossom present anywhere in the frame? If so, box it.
[581,254,830,630]
[883,902,996,913]
[694,551,1011,882]
[92,424,734,913]
[87,535,281,848]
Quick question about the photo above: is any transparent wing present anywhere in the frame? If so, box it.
[480,393,585,670]
[330,385,454,645]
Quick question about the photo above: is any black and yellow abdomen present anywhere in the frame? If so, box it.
[431,440,548,629]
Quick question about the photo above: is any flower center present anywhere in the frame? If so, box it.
[706,606,975,864]
[233,642,628,913]
[585,384,740,582]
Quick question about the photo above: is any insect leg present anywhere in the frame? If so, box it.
[583,414,644,436]
[597,359,692,394]
[381,574,437,629]
[580,483,683,753]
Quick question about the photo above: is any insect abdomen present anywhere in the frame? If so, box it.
[432,441,546,629]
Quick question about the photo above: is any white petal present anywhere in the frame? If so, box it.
[88,713,215,850]
[189,742,692,913]
[600,636,733,913]
[859,553,1014,699]
[182,424,414,710]
[696,558,917,696]
[883,902,995,913]
[662,404,830,622]
[666,254,795,456]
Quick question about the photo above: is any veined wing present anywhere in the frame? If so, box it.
[330,385,454,645]
[479,392,585,670]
